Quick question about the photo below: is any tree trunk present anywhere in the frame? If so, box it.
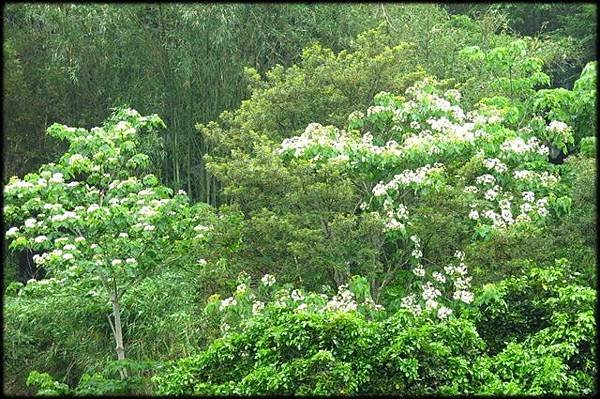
[110,293,128,379]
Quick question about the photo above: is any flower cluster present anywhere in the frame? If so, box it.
[372,163,445,197]
[3,109,202,291]
[400,250,473,320]
[500,136,549,156]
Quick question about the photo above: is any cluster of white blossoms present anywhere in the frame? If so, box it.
[278,84,499,168]
[401,250,473,320]
[252,301,265,315]
[381,198,409,232]
[217,275,384,321]
[290,289,304,301]
[410,235,425,277]
[279,123,355,157]
[33,239,82,265]
[512,169,559,187]
[500,136,549,156]
[323,284,358,312]
[467,170,552,228]
[261,273,276,287]
[236,283,248,294]
[191,223,213,240]
[372,163,445,197]
[446,251,474,304]
[68,153,88,166]
[131,221,156,232]
[219,296,237,312]
[547,120,570,134]
[482,158,508,174]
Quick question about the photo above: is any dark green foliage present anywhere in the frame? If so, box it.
[2,4,596,397]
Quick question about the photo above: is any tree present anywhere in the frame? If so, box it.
[3,108,210,378]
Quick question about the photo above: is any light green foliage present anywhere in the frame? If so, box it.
[154,291,484,396]
[155,265,596,395]
[2,4,596,397]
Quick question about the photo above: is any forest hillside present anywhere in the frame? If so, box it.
[2,3,597,396]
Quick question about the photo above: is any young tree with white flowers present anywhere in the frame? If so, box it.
[3,108,212,379]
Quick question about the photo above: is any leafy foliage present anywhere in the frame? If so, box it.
[2,4,596,397]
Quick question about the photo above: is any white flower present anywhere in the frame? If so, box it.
[64,244,76,251]
[547,120,569,133]
[219,297,237,311]
[236,283,247,293]
[177,189,187,195]
[400,294,422,316]
[412,267,425,277]
[476,174,495,185]
[453,290,474,304]
[49,173,64,183]
[425,298,439,309]
[34,235,48,243]
[372,183,387,197]
[461,291,474,304]
[6,227,19,237]
[143,224,155,231]
[498,199,511,209]
[252,301,265,315]
[422,282,441,301]
[198,258,207,266]
[432,271,446,283]
[111,259,122,266]
[193,224,211,232]
[74,236,85,242]
[437,306,453,319]
[484,189,498,201]
[24,218,37,228]
[221,323,230,333]
[520,203,533,213]
[125,258,136,264]
[291,289,304,301]
[296,303,308,312]
[412,249,423,259]
[90,244,98,249]
[522,191,535,202]
[119,232,129,238]
[138,206,156,218]
[261,274,276,286]
[514,170,533,180]
[468,210,479,220]
[537,145,549,156]
[33,254,46,265]
[501,208,513,223]
[464,185,478,193]
[87,204,100,213]
[536,197,548,208]
[69,154,85,165]
[63,253,74,260]
[537,207,549,217]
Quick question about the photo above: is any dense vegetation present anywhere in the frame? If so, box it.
[2,3,597,396]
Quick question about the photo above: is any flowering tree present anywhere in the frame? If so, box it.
[3,108,210,378]
[278,76,574,313]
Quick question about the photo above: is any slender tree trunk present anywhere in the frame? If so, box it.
[110,293,128,379]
